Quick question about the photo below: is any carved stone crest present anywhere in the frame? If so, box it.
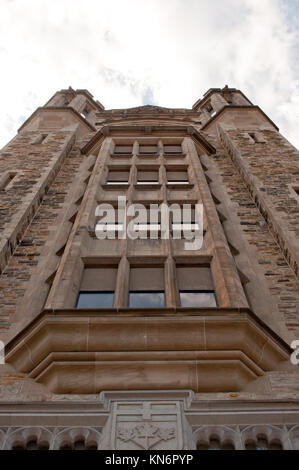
[118,422,176,450]
[111,400,183,450]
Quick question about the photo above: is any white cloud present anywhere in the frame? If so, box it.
[0,0,298,147]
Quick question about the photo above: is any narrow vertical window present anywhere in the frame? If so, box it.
[248,132,259,143]
[80,107,89,118]
[177,265,217,307]
[76,265,117,308]
[129,266,165,308]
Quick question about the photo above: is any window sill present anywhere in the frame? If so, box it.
[110,153,133,158]
[134,183,162,190]
[167,183,194,189]
[102,183,130,190]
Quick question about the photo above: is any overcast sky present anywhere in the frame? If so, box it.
[0,0,298,148]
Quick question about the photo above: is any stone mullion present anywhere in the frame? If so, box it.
[185,137,248,308]
[114,139,138,308]
[159,140,177,308]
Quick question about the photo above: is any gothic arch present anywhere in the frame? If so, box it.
[3,426,53,450]
[52,427,102,450]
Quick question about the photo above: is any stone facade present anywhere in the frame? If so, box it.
[0,86,298,450]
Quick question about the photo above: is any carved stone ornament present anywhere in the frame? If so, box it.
[111,400,183,450]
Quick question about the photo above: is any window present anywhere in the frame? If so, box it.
[180,291,217,307]
[248,132,259,143]
[164,144,182,155]
[177,265,217,307]
[107,169,130,185]
[137,169,159,185]
[129,291,165,308]
[167,169,189,185]
[139,144,157,155]
[114,145,133,155]
[77,292,114,308]
[80,107,89,118]
[206,103,216,117]
[76,266,117,308]
[129,266,165,308]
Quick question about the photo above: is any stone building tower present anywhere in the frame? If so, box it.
[0,86,298,450]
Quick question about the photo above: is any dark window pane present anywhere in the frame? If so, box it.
[129,291,165,308]
[76,291,114,308]
[180,291,217,307]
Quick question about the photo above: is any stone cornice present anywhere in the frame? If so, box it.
[18,106,96,133]
[201,105,279,131]
[44,88,105,110]
[81,124,216,155]
[5,307,291,394]
[192,88,254,109]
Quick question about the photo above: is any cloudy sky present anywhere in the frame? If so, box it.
[0,0,298,148]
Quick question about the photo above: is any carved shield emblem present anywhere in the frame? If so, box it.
[111,401,183,450]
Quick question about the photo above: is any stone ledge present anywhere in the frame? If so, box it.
[5,308,291,394]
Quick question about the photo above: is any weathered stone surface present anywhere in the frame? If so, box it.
[0,86,298,450]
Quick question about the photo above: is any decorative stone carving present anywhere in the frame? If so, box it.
[118,422,176,450]
[241,425,286,450]
[109,400,183,450]
[194,425,241,450]
[3,426,53,450]
[52,426,102,450]
[0,429,6,450]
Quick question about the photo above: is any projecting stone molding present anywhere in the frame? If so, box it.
[5,308,290,394]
